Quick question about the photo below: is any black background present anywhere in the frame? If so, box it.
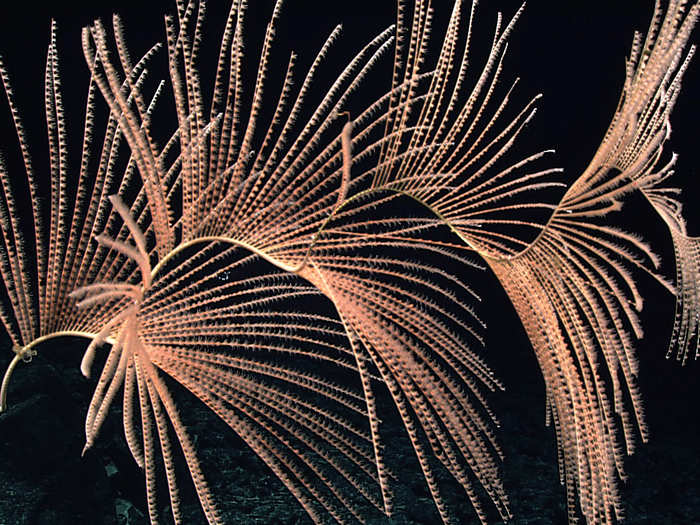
[0,1,698,524]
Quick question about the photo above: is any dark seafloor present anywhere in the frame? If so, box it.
[0,275,697,525]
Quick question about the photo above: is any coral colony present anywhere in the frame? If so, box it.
[0,1,697,523]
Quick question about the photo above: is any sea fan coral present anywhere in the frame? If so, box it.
[0,1,698,524]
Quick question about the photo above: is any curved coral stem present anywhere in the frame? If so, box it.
[0,346,34,412]
[0,331,112,412]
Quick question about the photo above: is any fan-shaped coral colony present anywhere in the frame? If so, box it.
[0,0,697,523]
